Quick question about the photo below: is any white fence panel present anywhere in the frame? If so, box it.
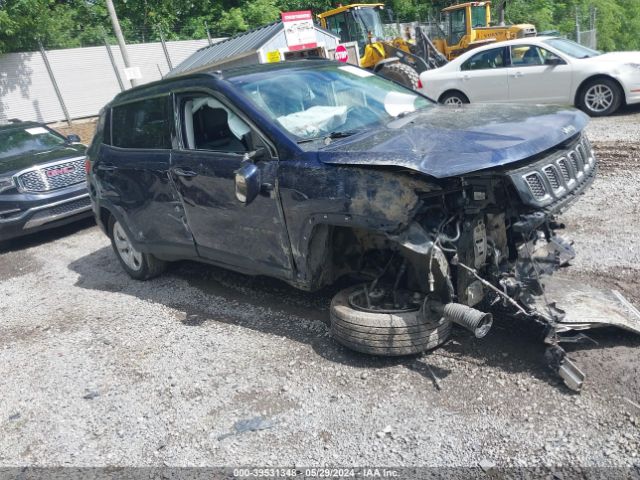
[0,51,65,123]
[46,45,123,120]
[0,38,213,124]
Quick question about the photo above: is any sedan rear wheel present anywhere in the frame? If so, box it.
[439,91,469,106]
[579,78,622,117]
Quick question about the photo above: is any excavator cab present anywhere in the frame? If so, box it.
[436,1,536,60]
[445,2,491,45]
[318,3,388,57]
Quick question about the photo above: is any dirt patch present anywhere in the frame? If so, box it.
[0,250,41,280]
[593,143,640,175]
[49,118,98,145]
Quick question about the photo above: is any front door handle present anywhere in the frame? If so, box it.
[97,163,117,171]
[511,71,524,78]
[173,167,198,178]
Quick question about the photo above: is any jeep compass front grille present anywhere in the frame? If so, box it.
[525,173,547,199]
[17,157,86,193]
[509,135,596,210]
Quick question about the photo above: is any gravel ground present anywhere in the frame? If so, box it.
[1,108,640,470]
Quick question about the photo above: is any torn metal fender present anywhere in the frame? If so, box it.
[389,223,454,300]
[537,275,640,336]
[389,222,434,255]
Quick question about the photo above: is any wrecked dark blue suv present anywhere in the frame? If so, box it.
[88,60,633,390]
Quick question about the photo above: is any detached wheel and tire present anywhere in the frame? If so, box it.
[439,91,469,106]
[578,78,623,117]
[330,285,451,356]
[377,63,420,90]
[108,216,166,280]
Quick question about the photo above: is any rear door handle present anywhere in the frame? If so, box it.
[173,167,198,178]
[511,71,524,78]
[97,163,117,171]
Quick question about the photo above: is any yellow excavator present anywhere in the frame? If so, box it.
[434,1,537,60]
[317,1,537,88]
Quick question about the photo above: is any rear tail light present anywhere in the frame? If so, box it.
[84,158,92,174]
[417,78,423,89]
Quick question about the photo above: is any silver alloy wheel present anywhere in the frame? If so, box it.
[584,84,614,113]
[113,221,143,271]
[444,96,464,106]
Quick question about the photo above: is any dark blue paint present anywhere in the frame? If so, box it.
[319,104,589,178]
[88,61,589,290]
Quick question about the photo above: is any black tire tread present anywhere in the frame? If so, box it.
[330,286,451,357]
[378,63,420,89]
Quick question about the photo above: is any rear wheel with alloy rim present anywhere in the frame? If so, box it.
[108,216,166,280]
[578,78,622,117]
[439,91,469,106]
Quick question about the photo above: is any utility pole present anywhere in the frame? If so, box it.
[106,0,138,87]
[497,0,506,26]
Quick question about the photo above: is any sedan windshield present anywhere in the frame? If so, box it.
[231,64,433,141]
[0,126,66,160]
[544,38,601,58]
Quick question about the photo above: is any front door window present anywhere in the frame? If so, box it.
[461,47,507,71]
[182,96,251,153]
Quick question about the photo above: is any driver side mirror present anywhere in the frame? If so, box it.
[545,57,565,66]
[235,162,261,205]
[67,134,82,143]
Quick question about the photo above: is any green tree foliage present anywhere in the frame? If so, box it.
[505,0,639,50]
[0,0,638,53]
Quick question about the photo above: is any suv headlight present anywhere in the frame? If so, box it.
[0,177,16,193]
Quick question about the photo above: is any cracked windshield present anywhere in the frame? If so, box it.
[232,64,432,140]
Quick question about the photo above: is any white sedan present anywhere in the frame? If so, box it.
[418,36,640,116]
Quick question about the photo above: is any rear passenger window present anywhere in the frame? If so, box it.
[111,96,171,149]
[462,47,507,71]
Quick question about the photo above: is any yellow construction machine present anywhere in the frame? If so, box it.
[317,1,537,88]
[434,1,537,60]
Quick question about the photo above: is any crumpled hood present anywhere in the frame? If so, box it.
[318,104,589,179]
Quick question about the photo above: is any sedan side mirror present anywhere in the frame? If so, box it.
[235,162,261,205]
[67,134,82,143]
[545,57,565,66]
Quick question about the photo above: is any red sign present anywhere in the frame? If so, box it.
[335,44,349,63]
[281,10,317,51]
[281,10,312,22]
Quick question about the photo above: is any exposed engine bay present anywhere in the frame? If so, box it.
[337,133,640,391]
